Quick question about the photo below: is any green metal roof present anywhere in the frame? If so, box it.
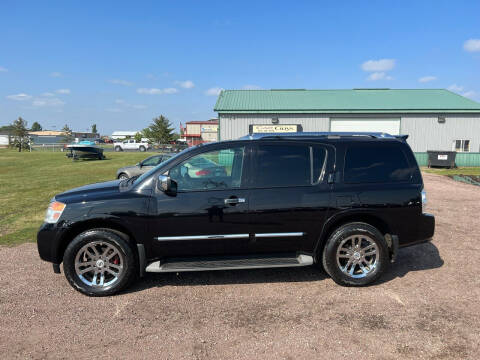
[214,89,480,114]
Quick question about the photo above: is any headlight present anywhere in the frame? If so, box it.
[45,201,66,223]
[421,189,427,213]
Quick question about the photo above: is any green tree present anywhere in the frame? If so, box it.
[31,122,42,131]
[12,117,29,152]
[62,124,74,143]
[91,124,98,134]
[142,115,175,144]
[134,132,142,142]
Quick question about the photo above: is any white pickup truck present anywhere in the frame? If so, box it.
[114,139,150,152]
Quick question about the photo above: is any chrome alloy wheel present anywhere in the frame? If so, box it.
[336,235,379,278]
[74,241,124,287]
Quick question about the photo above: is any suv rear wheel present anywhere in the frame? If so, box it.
[322,222,389,286]
[114,146,122,152]
[63,229,137,296]
[139,145,146,152]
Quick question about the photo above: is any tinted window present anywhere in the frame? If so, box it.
[169,147,245,191]
[344,145,412,183]
[311,146,327,184]
[255,144,312,187]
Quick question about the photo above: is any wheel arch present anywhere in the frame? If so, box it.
[57,218,138,264]
[314,211,393,261]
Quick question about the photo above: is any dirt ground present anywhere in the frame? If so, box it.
[1,173,479,359]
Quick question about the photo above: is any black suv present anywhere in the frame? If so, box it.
[37,132,435,296]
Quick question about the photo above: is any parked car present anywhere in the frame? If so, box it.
[37,132,435,296]
[176,156,227,179]
[116,153,173,180]
[114,139,150,152]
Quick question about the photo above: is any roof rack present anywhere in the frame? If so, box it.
[239,132,408,140]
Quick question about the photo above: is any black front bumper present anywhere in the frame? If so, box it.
[37,222,66,264]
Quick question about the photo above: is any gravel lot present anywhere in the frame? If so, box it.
[1,173,479,359]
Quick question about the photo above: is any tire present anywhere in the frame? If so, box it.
[63,229,137,296]
[118,173,129,180]
[115,146,122,152]
[139,146,146,152]
[322,222,389,286]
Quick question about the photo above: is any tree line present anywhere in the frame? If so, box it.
[2,114,178,152]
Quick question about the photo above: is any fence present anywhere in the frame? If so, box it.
[414,152,480,167]
[30,144,68,152]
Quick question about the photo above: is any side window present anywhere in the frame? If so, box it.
[255,144,325,188]
[142,156,161,167]
[453,139,470,152]
[169,147,245,191]
[311,146,327,184]
[344,145,412,184]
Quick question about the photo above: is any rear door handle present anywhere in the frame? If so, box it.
[224,198,246,205]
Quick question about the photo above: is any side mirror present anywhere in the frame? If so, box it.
[157,175,177,196]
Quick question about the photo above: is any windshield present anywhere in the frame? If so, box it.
[132,146,198,185]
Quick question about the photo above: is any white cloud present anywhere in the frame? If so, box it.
[462,90,477,99]
[0,66,7,72]
[418,76,437,83]
[32,97,64,107]
[137,87,178,95]
[175,80,195,89]
[50,72,62,78]
[361,59,396,72]
[131,104,147,109]
[137,88,162,94]
[55,88,71,94]
[448,84,464,92]
[109,79,133,86]
[205,87,224,96]
[42,92,55,97]
[163,87,178,94]
[463,39,480,52]
[447,85,479,100]
[367,72,393,81]
[242,84,262,90]
[6,93,32,101]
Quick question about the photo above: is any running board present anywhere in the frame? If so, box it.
[145,253,313,273]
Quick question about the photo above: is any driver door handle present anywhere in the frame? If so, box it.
[224,197,246,205]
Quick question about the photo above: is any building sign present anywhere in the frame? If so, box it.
[201,124,218,132]
[249,124,302,134]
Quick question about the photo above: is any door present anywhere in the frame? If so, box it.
[248,142,333,254]
[330,118,400,135]
[150,144,251,257]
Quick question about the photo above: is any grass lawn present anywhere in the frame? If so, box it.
[0,149,151,246]
[422,167,480,176]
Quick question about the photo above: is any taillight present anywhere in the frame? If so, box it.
[45,201,66,224]
[195,169,211,176]
[421,189,427,213]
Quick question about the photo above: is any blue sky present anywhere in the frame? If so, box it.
[1,0,479,135]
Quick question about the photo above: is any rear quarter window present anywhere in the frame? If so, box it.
[344,144,413,184]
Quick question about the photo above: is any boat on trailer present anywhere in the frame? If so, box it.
[66,141,104,160]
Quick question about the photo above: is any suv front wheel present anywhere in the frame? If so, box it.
[63,229,137,296]
[322,222,389,286]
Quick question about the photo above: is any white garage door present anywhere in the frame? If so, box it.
[330,118,400,135]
